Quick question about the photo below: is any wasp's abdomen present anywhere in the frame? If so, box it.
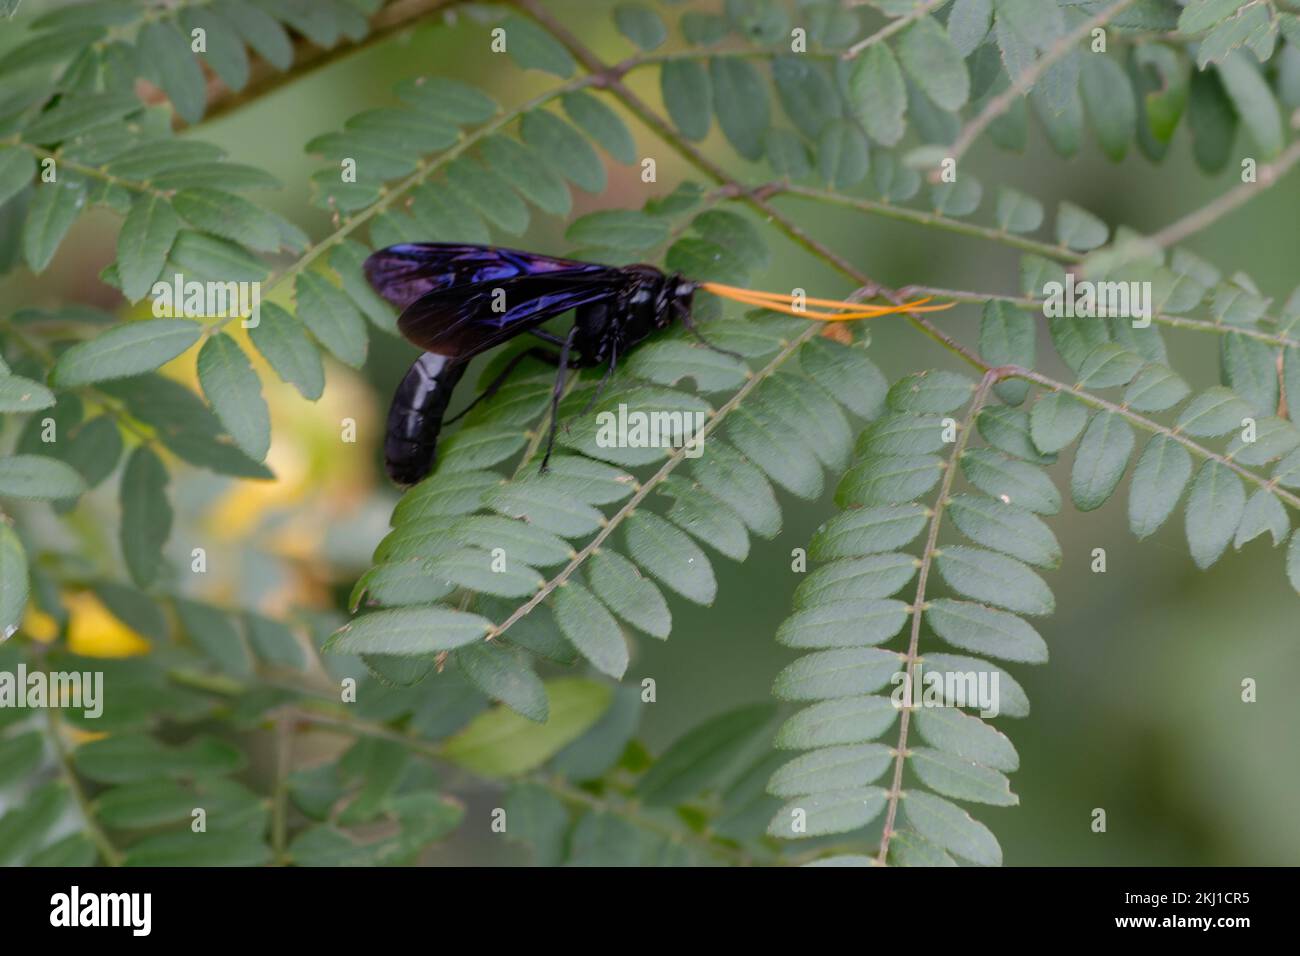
[385,353,467,485]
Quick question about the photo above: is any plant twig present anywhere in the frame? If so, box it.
[271,712,293,865]
[842,0,948,60]
[947,0,1141,169]
[900,284,1300,351]
[1148,138,1300,250]
[877,369,998,865]
[780,184,1079,262]
[44,709,124,867]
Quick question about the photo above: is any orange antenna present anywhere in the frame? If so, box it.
[698,282,954,322]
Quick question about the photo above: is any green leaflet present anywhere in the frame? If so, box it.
[197,333,269,461]
[325,607,492,657]
[249,302,325,401]
[0,454,87,500]
[1235,489,1290,549]
[934,545,1055,616]
[22,179,85,273]
[794,554,919,607]
[442,678,612,777]
[500,14,575,77]
[887,370,976,414]
[1185,460,1246,569]
[851,43,907,146]
[1070,411,1135,512]
[959,447,1061,514]
[137,21,206,124]
[982,409,1054,463]
[614,3,667,51]
[772,648,903,701]
[586,548,671,639]
[909,747,1018,806]
[623,511,717,605]
[979,300,1035,405]
[1030,392,1088,454]
[902,790,1001,865]
[914,707,1018,771]
[75,734,244,785]
[0,375,55,413]
[776,599,911,649]
[769,787,888,838]
[709,57,770,161]
[774,697,899,750]
[551,580,629,679]
[898,16,970,112]
[810,503,929,559]
[995,187,1044,234]
[52,319,202,387]
[120,446,171,588]
[1056,202,1109,251]
[562,91,636,164]
[456,643,549,723]
[1175,386,1255,438]
[295,271,368,369]
[661,59,712,141]
[925,599,1047,664]
[0,523,28,639]
[946,494,1061,569]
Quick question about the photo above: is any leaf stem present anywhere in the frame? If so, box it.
[289,706,759,865]
[44,708,124,867]
[271,712,293,865]
[842,0,948,60]
[1148,138,1300,250]
[899,285,1300,351]
[947,0,1141,170]
[875,370,997,865]
[779,184,1079,262]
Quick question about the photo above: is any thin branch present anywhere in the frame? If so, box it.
[271,713,293,866]
[842,0,948,60]
[192,0,465,128]
[290,707,760,865]
[44,709,124,867]
[900,284,1300,351]
[1006,366,1300,511]
[947,0,1141,169]
[877,370,998,865]
[1148,138,1300,250]
[536,775,768,866]
[779,184,1080,262]
[0,140,172,201]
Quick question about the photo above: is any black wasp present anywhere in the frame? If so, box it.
[363,242,945,485]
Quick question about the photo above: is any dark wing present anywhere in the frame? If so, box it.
[365,243,621,310]
[396,270,626,358]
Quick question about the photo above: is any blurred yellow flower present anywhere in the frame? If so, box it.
[66,591,151,658]
[21,605,59,643]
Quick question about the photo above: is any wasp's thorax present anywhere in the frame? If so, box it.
[572,267,693,364]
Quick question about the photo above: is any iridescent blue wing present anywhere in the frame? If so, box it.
[364,243,622,310]
[394,270,627,358]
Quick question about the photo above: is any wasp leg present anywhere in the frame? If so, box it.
[444,347,561,426]
[540,327,579,473]
[676,300,744,361]
[575,342,618,421]
[529,329,567,347]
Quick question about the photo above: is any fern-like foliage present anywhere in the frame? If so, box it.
[3,0,1300,867]
[765,368,1047,865]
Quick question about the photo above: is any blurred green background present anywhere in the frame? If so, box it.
[5,0,1298,865]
